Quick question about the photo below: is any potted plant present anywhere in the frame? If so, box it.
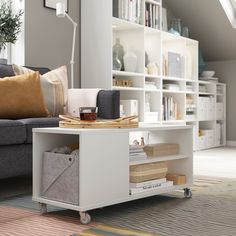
[0,1,23,64]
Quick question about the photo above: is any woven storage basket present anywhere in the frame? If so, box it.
[41,152,79,205]
[144,143,179,157]
[130,162,168,183]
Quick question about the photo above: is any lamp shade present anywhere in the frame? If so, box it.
[56,3,66,17]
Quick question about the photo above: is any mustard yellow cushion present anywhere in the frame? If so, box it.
[0,72,49,119]
[13,64,68,116]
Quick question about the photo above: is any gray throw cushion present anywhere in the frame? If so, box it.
[19,117,60,144]
[97,90,120,119]
[0,64,15,78]
[25,66,50,75]
[0,120,26,145]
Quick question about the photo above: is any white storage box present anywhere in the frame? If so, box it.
[216,123,222,146]
[198,136,207,150]
[216,103,224,120]
[120,100,139,116]
[41,152,79,205]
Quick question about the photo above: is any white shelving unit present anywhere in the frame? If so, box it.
[196,81,226,150]
[80,0,226,150]
[33,125,193,224]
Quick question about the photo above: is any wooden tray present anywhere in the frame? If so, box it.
[59,115,139,129]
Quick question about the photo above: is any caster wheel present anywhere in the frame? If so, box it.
[80,212,91,225]
[184,188,192,198]
[39,203,47,214]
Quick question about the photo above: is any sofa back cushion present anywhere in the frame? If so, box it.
[0,72,49,119]
[0,64,15,78]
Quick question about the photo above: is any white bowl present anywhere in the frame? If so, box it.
[201,70,215,77]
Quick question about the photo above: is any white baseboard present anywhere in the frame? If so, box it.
[226,141,236,147]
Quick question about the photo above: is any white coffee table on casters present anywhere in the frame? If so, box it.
[32,125,193,225]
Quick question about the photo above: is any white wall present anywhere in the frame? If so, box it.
[206,60,236,142]
[24,0,80,87]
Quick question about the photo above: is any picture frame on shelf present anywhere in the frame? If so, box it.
[44,0,68,12]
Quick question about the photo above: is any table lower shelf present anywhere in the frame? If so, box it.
[33,184,191,212]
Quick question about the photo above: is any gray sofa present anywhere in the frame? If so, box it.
[0,64,60,179]
[0,64,120,179]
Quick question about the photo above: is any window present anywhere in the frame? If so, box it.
[219,0,236,28]
[0,0,24,64]
[0,0,11,62]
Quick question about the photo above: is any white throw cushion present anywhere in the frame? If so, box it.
[67,89,101,117]
[13,64,68,116]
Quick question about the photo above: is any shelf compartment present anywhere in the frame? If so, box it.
[198,92,215,96]
[113,72,144,89]
[145,0,161,6]
[120,90,145,121]
[163,90,186,94]
[128,184,189,198]
[145,91,162,122]
[145,76,161,90]
[162,93,186,121]
[145,29,161,76]
[162,120,186,123]
[113,70,144,77]
[112,17,143,31]
[113,86,143,91]
[113,27,144,74]
[130,154,188,165]
[162,76,185,81]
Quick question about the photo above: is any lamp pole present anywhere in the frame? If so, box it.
[56,3,77,89]
[65,13,77,88]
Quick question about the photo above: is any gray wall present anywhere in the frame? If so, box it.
[206,61,236,141]
[24,0,80,87]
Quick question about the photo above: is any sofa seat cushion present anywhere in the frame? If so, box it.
[19,117,60,144]
[0,120,26,145]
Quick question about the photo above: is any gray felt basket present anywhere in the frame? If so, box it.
[41,152,79,205]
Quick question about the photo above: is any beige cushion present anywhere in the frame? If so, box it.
[13,64,68,116]
[0,72,49,119]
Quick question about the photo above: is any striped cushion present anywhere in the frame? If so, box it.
[13,64,68,117]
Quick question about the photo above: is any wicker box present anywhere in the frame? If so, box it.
[130,162,168,183]
[166,173,186,185]
[144,143,179,157]
[41,152,79,205]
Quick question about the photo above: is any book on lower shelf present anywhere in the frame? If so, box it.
[129,145,147,161]
[130,177,166,188]
[129,180,173,195]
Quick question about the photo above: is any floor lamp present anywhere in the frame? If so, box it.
[56,2,77,88]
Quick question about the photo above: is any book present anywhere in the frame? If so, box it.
[129,181,174,194]
[162,96,178,121]
[130,178,167,188]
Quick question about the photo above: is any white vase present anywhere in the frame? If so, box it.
[123,50,137,72]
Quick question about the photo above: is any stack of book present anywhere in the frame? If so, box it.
[145,2,160,29]
[129,178,173,195]
[113,0,142,24]
[129,145,147,161]
[162,96,178,121]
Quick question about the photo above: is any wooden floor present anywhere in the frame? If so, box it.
[194,147,236,178]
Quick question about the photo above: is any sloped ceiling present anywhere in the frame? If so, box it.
[165,0,236,62]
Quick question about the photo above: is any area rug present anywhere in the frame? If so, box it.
[72,224,159,236]
[0,205,90,236]
[0,178,236,236]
